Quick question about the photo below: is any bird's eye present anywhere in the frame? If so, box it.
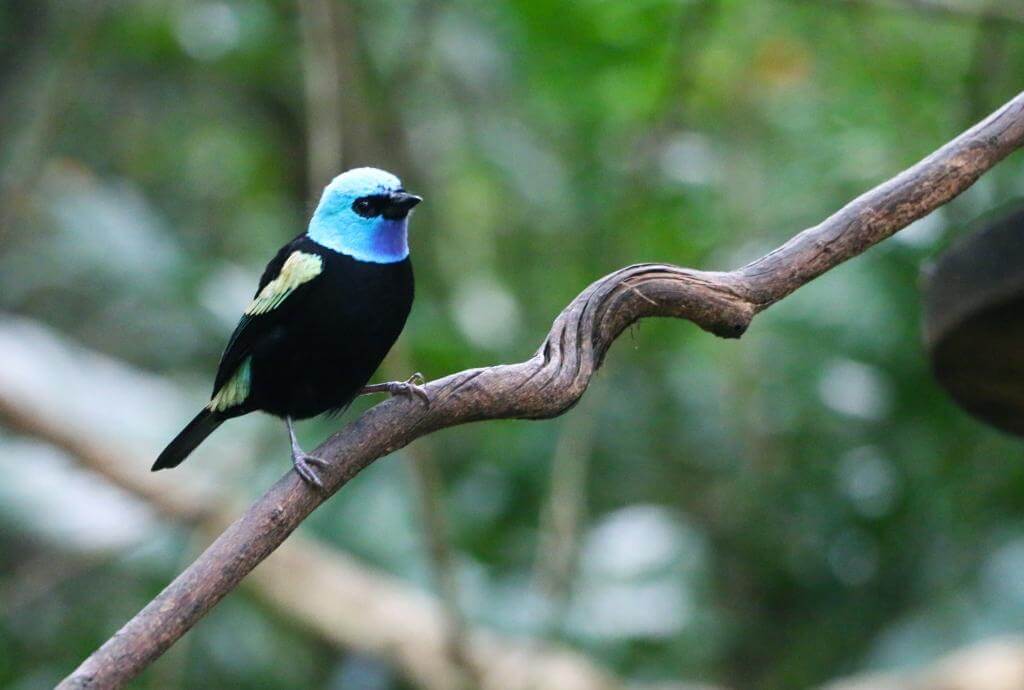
[352,197,379,218]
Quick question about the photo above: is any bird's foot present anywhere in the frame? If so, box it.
[361,372,430,404]
[291,448,329,489]
[389,372,430,403]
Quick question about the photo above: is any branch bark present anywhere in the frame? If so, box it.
[58,91,1024,689]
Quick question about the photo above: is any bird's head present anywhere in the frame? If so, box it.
[307,167,422,263]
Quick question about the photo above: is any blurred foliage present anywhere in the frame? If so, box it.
[2,1,1024,689]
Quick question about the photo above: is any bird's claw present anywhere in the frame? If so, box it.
[388,372,430,404]
[292,451,328,489]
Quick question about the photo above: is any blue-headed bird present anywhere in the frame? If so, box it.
[153,167,426,487]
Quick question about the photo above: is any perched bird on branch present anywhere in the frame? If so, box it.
[153,167,426,487]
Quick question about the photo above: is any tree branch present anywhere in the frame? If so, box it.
[532,389,600,636]
[297,0,345,194]
[58,91,1024,689]
[404,435,480,689]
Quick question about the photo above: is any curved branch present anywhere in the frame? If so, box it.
[59,90,1024,689]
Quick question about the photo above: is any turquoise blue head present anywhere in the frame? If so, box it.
[307,167,422,263]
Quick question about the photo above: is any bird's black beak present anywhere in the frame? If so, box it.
[383,191,423,220]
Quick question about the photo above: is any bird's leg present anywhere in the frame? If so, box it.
[359,372,429,404]
[287,416,329,489]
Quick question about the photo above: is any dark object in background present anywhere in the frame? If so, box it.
[923,205,1024,437]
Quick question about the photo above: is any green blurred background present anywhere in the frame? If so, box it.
[2,1,1024,689]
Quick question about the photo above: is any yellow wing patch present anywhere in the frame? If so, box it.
[245,251,323,316]
[208,358,252,412]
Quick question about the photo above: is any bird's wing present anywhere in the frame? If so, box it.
[210,237,324,405]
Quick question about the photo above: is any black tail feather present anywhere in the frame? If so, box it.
[152,409,223,471]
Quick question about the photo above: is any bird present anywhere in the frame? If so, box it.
[153,167,426,488]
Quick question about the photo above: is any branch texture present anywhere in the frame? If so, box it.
[59,91,1024,689]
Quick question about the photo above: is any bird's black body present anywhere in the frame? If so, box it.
[220,234,414,419]
[153,235,414,472]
